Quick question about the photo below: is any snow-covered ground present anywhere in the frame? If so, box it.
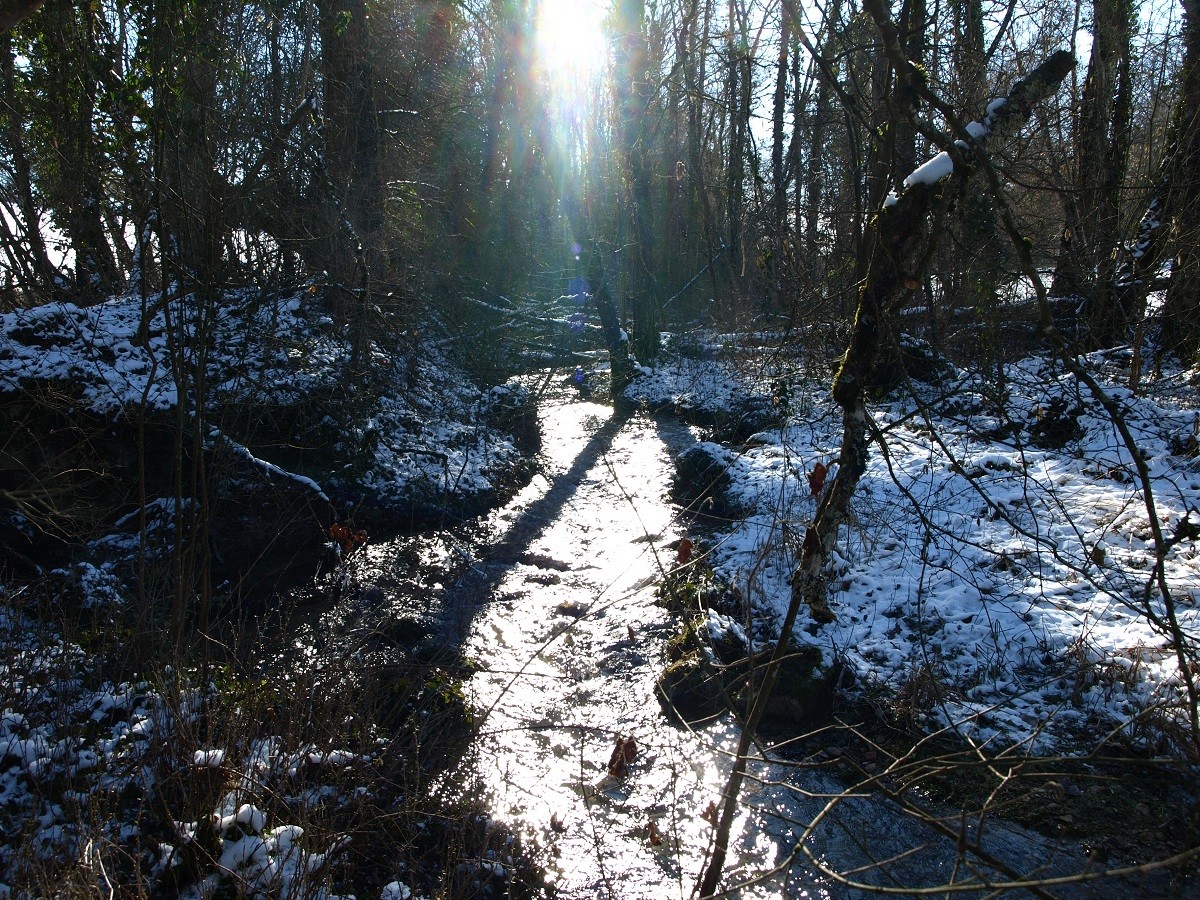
[3,285,1198,894]
[0,289,529,523]
[0,602,366,898]
[628,342,1200,756]
[0,288,538,898]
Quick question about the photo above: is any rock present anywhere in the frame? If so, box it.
[867,333,957,396]
[705,610,749,665]
[673,442,739,519]
[656,652,723,724]
[380,614,435,647]
[708,397,781,445]
[206,441,335,598]
[1028,397,1084,449]
[732,645,836,732]
[486,381,540,454]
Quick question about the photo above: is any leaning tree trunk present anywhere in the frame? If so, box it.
[792,24,1074,626]
[695,34,1074,900]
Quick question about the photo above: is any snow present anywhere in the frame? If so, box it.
[0,286,540,897]
[627,342,1200,754]
[0,288,531,532]
[4,274,1198,891]
[0,299,178,411]
[903,151,954,188]
[193,748,225,767]
[889,97,1006,206]
[219,432,330,501]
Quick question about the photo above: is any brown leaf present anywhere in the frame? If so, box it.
[622,736,637,763]
[647,819,663,846]
[607,735,637,776]
[676,537,693,564]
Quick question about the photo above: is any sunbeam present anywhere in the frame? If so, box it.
[535,0,610,88]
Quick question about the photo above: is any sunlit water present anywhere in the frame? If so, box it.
[447,395,784,899]
[284,376,1138,898]
[441,389,1129,899]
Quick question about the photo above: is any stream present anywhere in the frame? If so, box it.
[285,375,1150,899]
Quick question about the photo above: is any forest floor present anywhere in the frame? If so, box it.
[0,289,1197,895]
[624,335,1200,893]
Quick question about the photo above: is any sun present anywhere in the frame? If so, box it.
[534,0,610,88]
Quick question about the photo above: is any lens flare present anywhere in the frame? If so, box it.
[535,0,609,88]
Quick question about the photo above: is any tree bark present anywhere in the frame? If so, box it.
[791,26,1074,625]
[1158,0,1200,362]
[42,0,119,301]
[0,0,42,32]
[1050,0,1134,346]
[724,0,748,290]
[0,28,56,297]
[616,0,661,363]
[152,0,225,302]
[319,0,383,356]
[769,2,790,306]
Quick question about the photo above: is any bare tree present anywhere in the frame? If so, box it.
[1050,0,1135,347]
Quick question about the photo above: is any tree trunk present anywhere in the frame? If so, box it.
[0,28,56,297]
[1158,0,1200,362]
[1050,0,1134,347]
[724,0,747,291]
[43,0,119,301]
[319,0,383,357]
[152,0,225,302]
[942,0,1001,345]
[616,0,661,363]
[769,3,790,306]
[685,0,722,309]
[791,28,1074,625]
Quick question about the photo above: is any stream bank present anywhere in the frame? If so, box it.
[286,372,1172,898]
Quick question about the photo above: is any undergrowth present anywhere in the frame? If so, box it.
[0,570,543,899]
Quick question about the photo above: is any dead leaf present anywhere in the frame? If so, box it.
[647,819,663,846]
[622,736,637,763]
[808,462,828,497]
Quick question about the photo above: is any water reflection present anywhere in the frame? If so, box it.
[448,394,783,898]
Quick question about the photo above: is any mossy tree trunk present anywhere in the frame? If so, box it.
[791,29,1075,625]
[696,31,1074,900]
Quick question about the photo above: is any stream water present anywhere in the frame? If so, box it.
[287,376,1156,899]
